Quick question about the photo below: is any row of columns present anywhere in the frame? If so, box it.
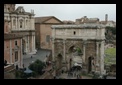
[24,35,35,53]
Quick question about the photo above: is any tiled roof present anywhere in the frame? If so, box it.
[35,16,63,23]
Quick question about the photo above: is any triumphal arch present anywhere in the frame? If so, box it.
[51,24,105,76]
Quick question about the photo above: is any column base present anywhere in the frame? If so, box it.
[28,49,37,55]
[24,50,29,54]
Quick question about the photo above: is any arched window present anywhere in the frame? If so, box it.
[8,8,10,12]
[26,20,28,25]
[20,19,23,28]
[13,19,16,26]
[74,31,76,35]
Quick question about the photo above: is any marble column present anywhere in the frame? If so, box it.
[33,35,35,50]
[83,40,87,63]
[28,36,30,52]
[26,37,28,53]
[95,41,99,71]
[100,40,105,75]
[52,39,55,62]
[24,17,26,29]
[16,17,17,29]
[10,40,12,64]
[18,17,19,30]
[11,17,13,30]
[63,39,66,63]
[31,35,33,51]
[20,39,23,68]
[16,16,18,30]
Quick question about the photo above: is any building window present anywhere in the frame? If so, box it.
[6,25,8,32]
[74,31,76,35]
[8,8,10,12]
[46,35,50,43]
[20,22,22,28]
[26,20,28,25]
[13,19,16,26]
[15,51,18,62]
[15,41,17,45]
[20,19,23,28]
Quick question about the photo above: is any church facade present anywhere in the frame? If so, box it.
[4,4,36,55]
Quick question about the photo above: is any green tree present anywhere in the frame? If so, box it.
[28,59,46,75]
[106,26,116,35]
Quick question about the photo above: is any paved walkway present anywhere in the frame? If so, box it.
[23,49,51,68]
[106,76,116,79]
[57,73,92,79]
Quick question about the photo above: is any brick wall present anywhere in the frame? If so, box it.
[4,38,22,68]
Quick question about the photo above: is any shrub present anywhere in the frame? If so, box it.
[29,59,46,75]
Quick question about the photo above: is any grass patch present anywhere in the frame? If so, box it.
[81,73,93,77]
[105,48,116,65]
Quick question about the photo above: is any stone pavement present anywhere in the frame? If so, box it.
[58,73,92,79]
[106,76,116,79]
[23,49,51,68]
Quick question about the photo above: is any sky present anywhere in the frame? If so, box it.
[16,4,116,22]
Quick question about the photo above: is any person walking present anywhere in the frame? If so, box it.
[23,64,24,68]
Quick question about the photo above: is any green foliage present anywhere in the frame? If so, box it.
[106,26,116,35]
[105,48,116,65]
[15,70,26,79]
[76,48,82,53]
[28,59,46,75]
[92,73,100,79]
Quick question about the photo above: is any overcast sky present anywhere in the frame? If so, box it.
[16,4,116,22]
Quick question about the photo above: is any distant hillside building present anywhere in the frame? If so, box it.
[63,20,75,24]
[75,16,99,24]
[100,14,116,27]
[35,16,63,50]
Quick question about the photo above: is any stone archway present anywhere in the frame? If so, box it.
[52,24,105,75]
[56,54,63,70]
[55,53,63,76]
[67,45,83,70]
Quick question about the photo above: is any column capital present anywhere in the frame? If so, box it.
[96,41,100,45]
[63,39,66,44]
[52,39,55,44]
[83,39,87,45]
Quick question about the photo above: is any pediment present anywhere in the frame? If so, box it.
[44,18,62,24]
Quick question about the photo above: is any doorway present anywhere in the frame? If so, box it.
[88,57,92,73]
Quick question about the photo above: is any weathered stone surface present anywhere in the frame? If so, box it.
[52,24,105,75]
